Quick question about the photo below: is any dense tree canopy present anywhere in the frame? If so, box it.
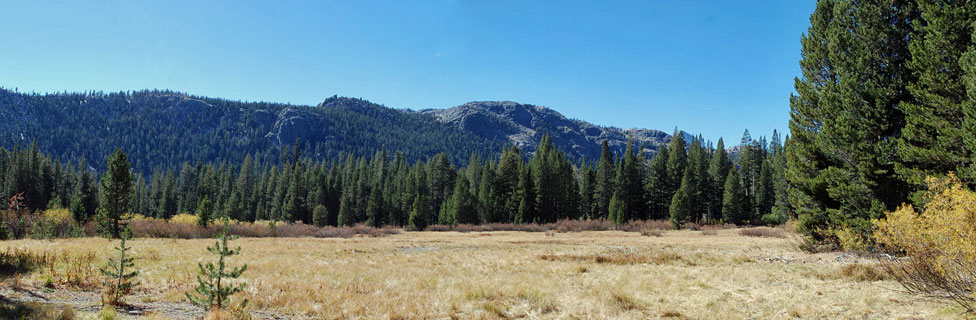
[1,127,787,230]
[787,0,976,242]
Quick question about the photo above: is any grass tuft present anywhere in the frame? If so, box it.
[608,289,644,311]
[840,263,890,282]
[539,251,686,265]
[739,227,787,238]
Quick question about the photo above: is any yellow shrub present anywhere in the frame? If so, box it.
[40,208,73,224]
[169,213,199,225]
[874,173,976,311]
[834,227,867,252]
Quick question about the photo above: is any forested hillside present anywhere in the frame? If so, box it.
[0,89,677,174]
[0,89,508,173]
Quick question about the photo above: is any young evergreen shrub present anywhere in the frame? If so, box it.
[99,235,139,306]
[874,174,976,312]
[186,218,248,311]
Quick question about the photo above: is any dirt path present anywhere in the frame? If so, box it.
[0,285,298,319]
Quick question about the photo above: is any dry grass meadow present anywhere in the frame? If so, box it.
[0,229,964,319]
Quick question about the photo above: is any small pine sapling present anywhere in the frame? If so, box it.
[186,218,249,311]
[99,234,139,306]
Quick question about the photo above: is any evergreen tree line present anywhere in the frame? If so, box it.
[788,0,976,240]
[2,129,789,229]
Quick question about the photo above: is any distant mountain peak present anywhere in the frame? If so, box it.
[423,101,675,160]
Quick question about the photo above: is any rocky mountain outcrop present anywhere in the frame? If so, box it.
[422,101,682,160]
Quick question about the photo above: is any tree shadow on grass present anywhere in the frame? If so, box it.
[0,249,61,319]
[0,248,45,278]
[0,296,68,320]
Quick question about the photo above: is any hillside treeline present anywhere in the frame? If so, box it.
[1,130,787,229]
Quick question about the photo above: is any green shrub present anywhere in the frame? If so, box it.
[99,235,139,306]
[187,219,248,311]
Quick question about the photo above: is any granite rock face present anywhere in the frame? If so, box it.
[422,101,680,160]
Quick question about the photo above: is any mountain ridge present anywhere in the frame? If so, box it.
[0,88,682,172]
[421,100,683,161]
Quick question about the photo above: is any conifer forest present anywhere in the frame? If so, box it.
[4,0,976,318]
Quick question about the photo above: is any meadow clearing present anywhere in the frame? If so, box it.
[0,228,961,319]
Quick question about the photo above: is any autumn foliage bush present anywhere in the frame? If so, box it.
[424,219,672,233]
[874,174,976,312]
[618,220,672,233]
[124,216,399,239]
[555,219,617,232]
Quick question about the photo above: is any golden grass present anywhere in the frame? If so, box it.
[0,229,961,319]
[738,226,787,238]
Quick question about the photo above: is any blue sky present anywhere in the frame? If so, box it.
[0,0,814,144]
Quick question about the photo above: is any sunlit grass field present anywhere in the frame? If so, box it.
[0,229,961,319]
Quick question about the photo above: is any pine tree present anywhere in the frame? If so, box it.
[964,14,976,185]
[132,174,147,216]
[282,164,307,223]
[495,147,521,223]
[409,193,431,230]
[756,160,776,222]
[609,192,626,225]
[177,162,198,215]
[408,163,431,230]
[578,159,596,219]
[161,170,179,218]
[707,138,731,221]
[594,141,615,219]
[222,190,243,221]
[270,165,289,221]
[787,0,916,239]
[531,135,579,223]
[235,154,256,218]
[515,165,537,224]
[98,149,132,239]
[337,185,357,227]
[448,173,478,225]
[186,219,248,311]
[365,188,385,227]
[666,130,687,206]
[99,234,139,306]
[771,136,791,220]
[476,162,494,224]
[683,137,705,223]
[615,138,647,222]
[722,168,746,224]
[196,195,213,227]
[312,204,328,227]
[737,132,760,218]
[76,158,99,222]
[427,153,455,217]
[669,168,694,229]
[69,196,86,224]
[645,143,669,220]
[898,0,974,197]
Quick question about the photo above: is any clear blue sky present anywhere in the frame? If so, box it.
[0,0,815,144]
